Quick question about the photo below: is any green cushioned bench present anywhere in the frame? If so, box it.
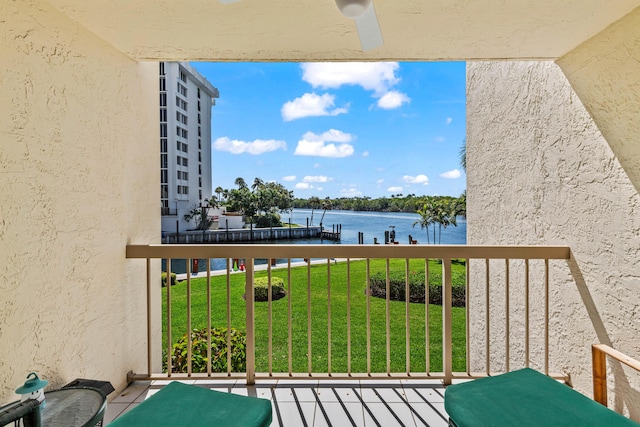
[108,381,272,427]
[445,368,638,426]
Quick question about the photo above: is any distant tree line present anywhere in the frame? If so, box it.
[293,193,466,217]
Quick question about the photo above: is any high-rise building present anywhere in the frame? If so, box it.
[159,62,219,233]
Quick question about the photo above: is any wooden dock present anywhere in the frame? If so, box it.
[163,226,322,244]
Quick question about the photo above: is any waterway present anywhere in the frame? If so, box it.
[165,209,466,273]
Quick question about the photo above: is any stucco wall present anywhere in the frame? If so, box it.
[0,0,158,402]
[467,61,640,418]
[558,6,640,194]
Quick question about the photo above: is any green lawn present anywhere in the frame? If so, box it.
[162,258,466,374]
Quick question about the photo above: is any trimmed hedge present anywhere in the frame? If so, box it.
[166,327,246,373]
[161,272,177,287]
[250,276,286,302]
[368,270,466,307]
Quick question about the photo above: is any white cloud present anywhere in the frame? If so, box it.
[387,186,403,193]
[376,179,384,184]
[341,187,362,197]
[282,175,296,182]
[403,174,429,185]
[294,130,355,158]
[434,136,446,143]
[362,151,369,157]
[213,137,286,155]
[313,163,321,168]
[281,92,348,122]
[295,182,313,189]
[377,91,410,109]
[440,169,462,179]
[301,62,400,96]
[303,175,331,183]
[445,117,453,125]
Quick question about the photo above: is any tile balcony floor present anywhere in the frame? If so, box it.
[105,379,450,426]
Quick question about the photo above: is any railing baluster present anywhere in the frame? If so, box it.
[525,258,530,368]
[245,258,255,385]
[425,258,430,374]
[166,258,172,377]
[465,258,470,376]
[443,258,453,385]
[485,258,490,376]
[224,258,229,376]
[347,259,352,376]
[209,259,214,376]
[505,259,510,373]
[545,258,549,376]
[405,258,410,375]
[385,258,391,376]
[327,259,332,375]
[187,259,192,376]
[288,259,292,376]
[366,259,371,376]
[146,258,152,377]
[268,263,273,375]
[307,260,312,375]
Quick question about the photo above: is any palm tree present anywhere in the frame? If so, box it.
[214,186,224,202]
[459,139,466,172]
[413,198,437,244]
[251,177,264,191]
[319,197,332,226]
[308,196,321,225]
[234,177,247,189]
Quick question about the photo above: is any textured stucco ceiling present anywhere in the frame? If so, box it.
[45,0,640,61]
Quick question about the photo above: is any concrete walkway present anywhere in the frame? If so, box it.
[175,258,347,281]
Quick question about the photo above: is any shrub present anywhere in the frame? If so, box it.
[368,270,466,307]
[166,327,246,373]
[161,272,177,287]
[248,277,286,302]
[254,213,282,228]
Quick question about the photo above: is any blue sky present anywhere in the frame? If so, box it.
[191,62,466,199]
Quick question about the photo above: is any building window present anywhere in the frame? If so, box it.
[160,108,167,122]
[159,62,165,76]
[180,71,186,83]
[161,185,168,198]
[161,170,168,184]
[198,139,201,149]
[177,83,187,97]
[198,127,201,137]
[183,186,189,195]
[176,126,181,137]
[159,77,166,91]
[161,139,167,153]
[177,156,181,165]
[182,143,188,153]
[197,88,201,98]
[198,101,201,111]
[199,165,202,175]
[184,172,189,180]
[199,177,202,187]
[160,93,167,107]
[182,100,187,110]
[199,190,202,200]
[198,114,201,124]
[182,157,188,167]
[160,154,168,168]
[198,152,201,162]
[160,124,167,137]
[182,128,188,138]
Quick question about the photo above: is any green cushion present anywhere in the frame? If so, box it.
[444,368,639,427]
[108,381,272,427]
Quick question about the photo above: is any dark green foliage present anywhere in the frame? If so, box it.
[161,272,177,287]
[251,277,286,302]
[368,270,466,307]
[254,213,282,228]
[166,327,246,373]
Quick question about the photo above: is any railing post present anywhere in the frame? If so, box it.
[245,258,255,385]
[592,345,607,406]
[443,258,453,385]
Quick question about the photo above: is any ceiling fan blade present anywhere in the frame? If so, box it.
[219,0,242,3]
[355,2,383,51]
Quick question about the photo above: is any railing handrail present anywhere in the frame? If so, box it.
[127,244,571,260]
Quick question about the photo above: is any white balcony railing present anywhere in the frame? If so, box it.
[126,244,571,385]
